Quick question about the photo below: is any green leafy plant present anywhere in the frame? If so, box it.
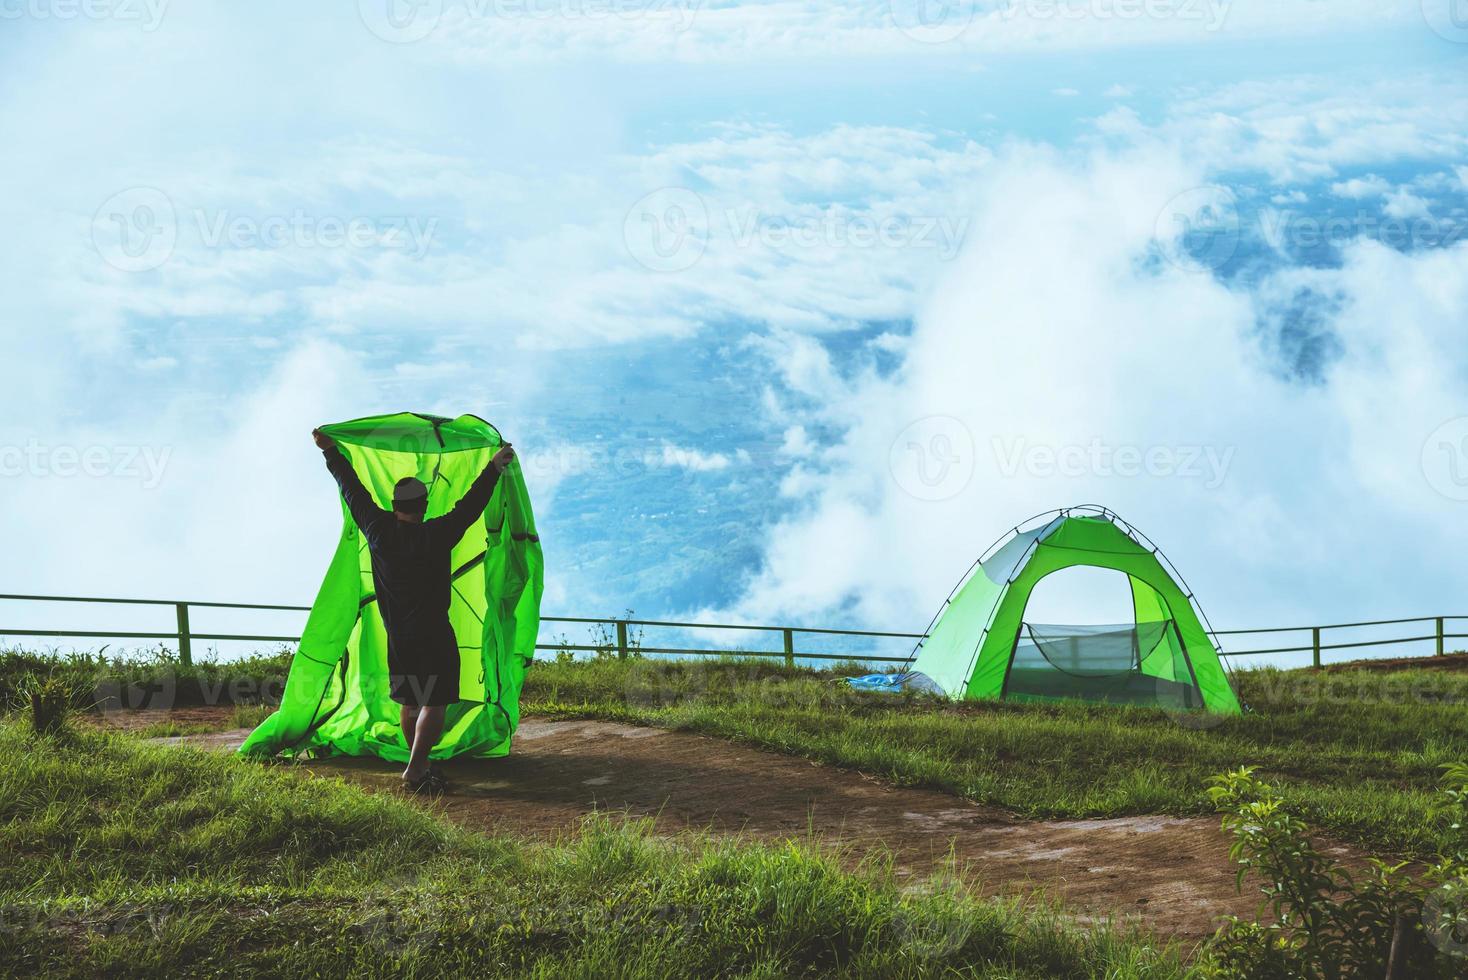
[18,672,78,737]
[1206,765,1468,978]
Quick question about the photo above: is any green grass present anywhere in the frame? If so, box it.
[517,656,1468,857]
[0,646,291,712]
[7,645,1465,856]
[0,722,1200,979]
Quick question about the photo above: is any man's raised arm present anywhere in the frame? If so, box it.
[433,443,516,541]
[314,429,389,534]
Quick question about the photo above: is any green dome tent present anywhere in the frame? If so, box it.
[908,507,1240,714]
[239,412,544,761]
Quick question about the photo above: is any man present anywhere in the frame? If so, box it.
[312,427,516,792]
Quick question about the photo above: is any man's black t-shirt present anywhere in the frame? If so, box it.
[322,444,502,706]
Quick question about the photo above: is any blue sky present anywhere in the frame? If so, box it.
[2,2,1467,662]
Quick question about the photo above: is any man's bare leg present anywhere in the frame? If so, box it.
[403,706,446,783]
[400,703,421,754]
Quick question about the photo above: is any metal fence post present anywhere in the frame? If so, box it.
[1312,626,1321,669]
[176,602,193,667]
[1438,617,1446,656]
[616,620,629,660]
[783,628,795,668]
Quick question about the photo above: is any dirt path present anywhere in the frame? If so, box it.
[138,712,1295,943]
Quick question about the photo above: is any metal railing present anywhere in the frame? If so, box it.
[0,592,1465,670]
[0,593,922,668]
[1212,615,1468,668]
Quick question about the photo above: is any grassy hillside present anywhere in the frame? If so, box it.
[6,645,1466,855]
[0,722,1197,979]
[521,657,1468,856]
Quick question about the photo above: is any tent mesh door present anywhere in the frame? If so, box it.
[1003,621,1204,709]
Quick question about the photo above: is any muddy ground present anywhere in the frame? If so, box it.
[91,707,1330,943]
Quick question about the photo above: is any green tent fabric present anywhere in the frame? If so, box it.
[910,508,1240,714]
[239,412,544,761]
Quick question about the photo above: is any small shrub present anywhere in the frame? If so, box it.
[1207,765,1468,978]
[22,674,74,736]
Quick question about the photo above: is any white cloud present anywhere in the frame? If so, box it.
[1054,87,1081,97]
[1104,84,1134,98]
[1331,175,1391,199]
[778,425,815,458]
[659,441,732,472]
[1383,187,1431,220]
[1158,73,1468,183]
[427,0,1416,65]
[717,139,1468,639]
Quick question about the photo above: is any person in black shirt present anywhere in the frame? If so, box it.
[312,428,516,791]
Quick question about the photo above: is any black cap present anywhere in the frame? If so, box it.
[392,477,429,511]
